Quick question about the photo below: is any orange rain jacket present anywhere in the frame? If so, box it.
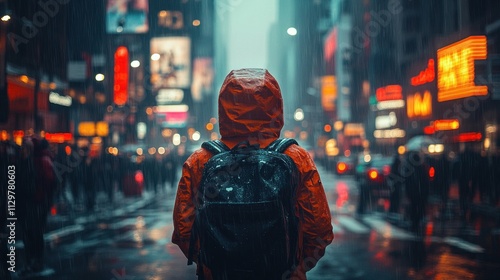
[172,68,334,279]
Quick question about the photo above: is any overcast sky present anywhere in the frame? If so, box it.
[226,0,277,71]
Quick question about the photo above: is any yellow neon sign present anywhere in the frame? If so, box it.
[78,122,95,137]
[433,119,460,131]
[321,75,337,111]
[437,36,488,102]
[407,90,432,118]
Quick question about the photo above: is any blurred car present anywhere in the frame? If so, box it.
[355,153,371,181]
[406,135,444,157]
[357,155,394,213]
[335,156,356,175]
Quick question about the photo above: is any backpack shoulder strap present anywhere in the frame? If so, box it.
[266,138,298,153]
[201,140,229,155]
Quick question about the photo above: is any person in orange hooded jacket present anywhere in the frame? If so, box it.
[172,68,334,279]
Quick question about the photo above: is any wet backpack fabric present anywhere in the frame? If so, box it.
[188,138,299,279]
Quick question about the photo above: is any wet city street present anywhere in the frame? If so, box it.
[2,0,500,279]
[8,163,500,280]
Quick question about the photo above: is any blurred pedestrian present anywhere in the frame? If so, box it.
[83,153,96,212]
[16,138,35,273]
[20,138,57,274]
[457,146,480,219]
[388,153,403,214]
[403,151,430,235]
[435,153,451,218]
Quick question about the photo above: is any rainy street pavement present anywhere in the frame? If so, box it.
[9,164,500,280]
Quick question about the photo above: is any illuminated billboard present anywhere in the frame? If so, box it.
[106,0,149,34]
[150,37,191,90]
[155,105,189,128]
[191,58,214,102]
[437,36,488,102]
[113,46,129,106]
[407,90,432,118]
[321,76,337,111]
[411,59,435,86]
[376,85,403,102]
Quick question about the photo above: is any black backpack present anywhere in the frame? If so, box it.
[188,138,300,279]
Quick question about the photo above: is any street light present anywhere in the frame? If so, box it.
[130,60,140,68]
[294,108,304,121]
[95,73,105,82]
[287,27,297,36]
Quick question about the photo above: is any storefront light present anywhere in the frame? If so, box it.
[173,134,181,146]
[398,146,406,155]
[364,154,371,162]
[95,73,105,81]
[130,60,141,68]
[377,100,405,110]
[486,125,497,134]
[484,138,491,149]
[192,131,201,141]
[373,129,406,139]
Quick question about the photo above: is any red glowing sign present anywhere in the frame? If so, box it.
[114,46,129,106]
[45,133,73,143]
[411,59,435,86]
[423,125,435,135]
[376,85,402,102]
[454,132,482,142]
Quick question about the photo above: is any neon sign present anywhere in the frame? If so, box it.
[407,90,432,118]
[437,36,488,102]
[376,85,402,102]
[454,132,482,142]
[433,119,460,131]
[45,133,73,143]
[423,125,435,135]
[49,91,72,107]
[411,59,435,86]
[114,46,129,106]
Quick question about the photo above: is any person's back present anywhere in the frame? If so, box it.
[172,68,333,279]
[403,151,429,233]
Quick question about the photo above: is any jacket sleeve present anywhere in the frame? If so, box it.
[172,160,197,258]
[171,149,207,259]
[285,145,334,273]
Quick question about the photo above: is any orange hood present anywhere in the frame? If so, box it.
[218,68,284,148]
